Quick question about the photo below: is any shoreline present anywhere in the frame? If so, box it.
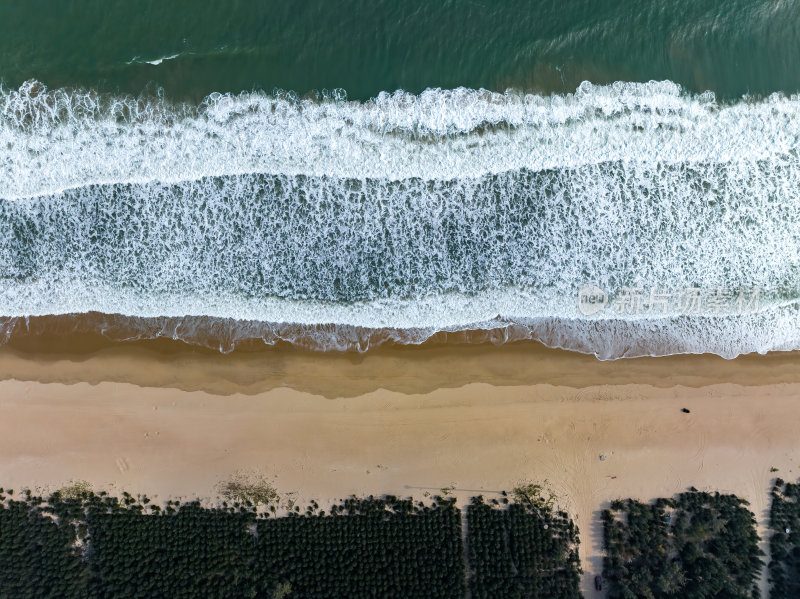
[4,310,800,360]
[2,331,800,397]
[2,342,800,594]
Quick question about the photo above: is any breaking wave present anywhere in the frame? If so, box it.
[2,79,800,358]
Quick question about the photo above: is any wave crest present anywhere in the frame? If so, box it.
[3,79,799,199]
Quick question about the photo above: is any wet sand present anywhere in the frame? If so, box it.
[1,337,799,595]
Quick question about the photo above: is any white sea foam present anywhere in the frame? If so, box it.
[2,79,800,199]
[2,80,800,357]
[125,54,182,66]
[146,54,180,66]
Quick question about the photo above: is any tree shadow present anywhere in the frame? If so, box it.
[584,505,609,597]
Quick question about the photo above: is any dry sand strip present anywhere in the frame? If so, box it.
[1,342,800,595]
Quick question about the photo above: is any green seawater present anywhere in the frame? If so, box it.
[1,0,798,101]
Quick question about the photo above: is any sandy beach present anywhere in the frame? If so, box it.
[3,2,798,596]
[2,338,800,595]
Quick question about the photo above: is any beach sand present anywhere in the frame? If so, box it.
[1,337,799,595]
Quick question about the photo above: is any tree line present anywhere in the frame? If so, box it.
[5,480,800,598]
[0,486,577,599]
[602,489,762,598]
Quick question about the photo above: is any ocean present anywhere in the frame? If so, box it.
[1,0,800,358]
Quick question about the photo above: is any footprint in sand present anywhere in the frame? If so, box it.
[116,458,130,473]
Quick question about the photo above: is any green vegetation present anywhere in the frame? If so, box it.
[254,495,465,598]
[511,481,557,509]
[86,499,261,598]
[57,480,93,500]
[602,489,763,599]
[0,488,464,599]
[768,478,800,598]
[7,482,769,599]
[215,470,280,508]
[0,489,89,598]
[466,488,582,598]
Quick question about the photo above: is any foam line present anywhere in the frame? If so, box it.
[3,80,800,199]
